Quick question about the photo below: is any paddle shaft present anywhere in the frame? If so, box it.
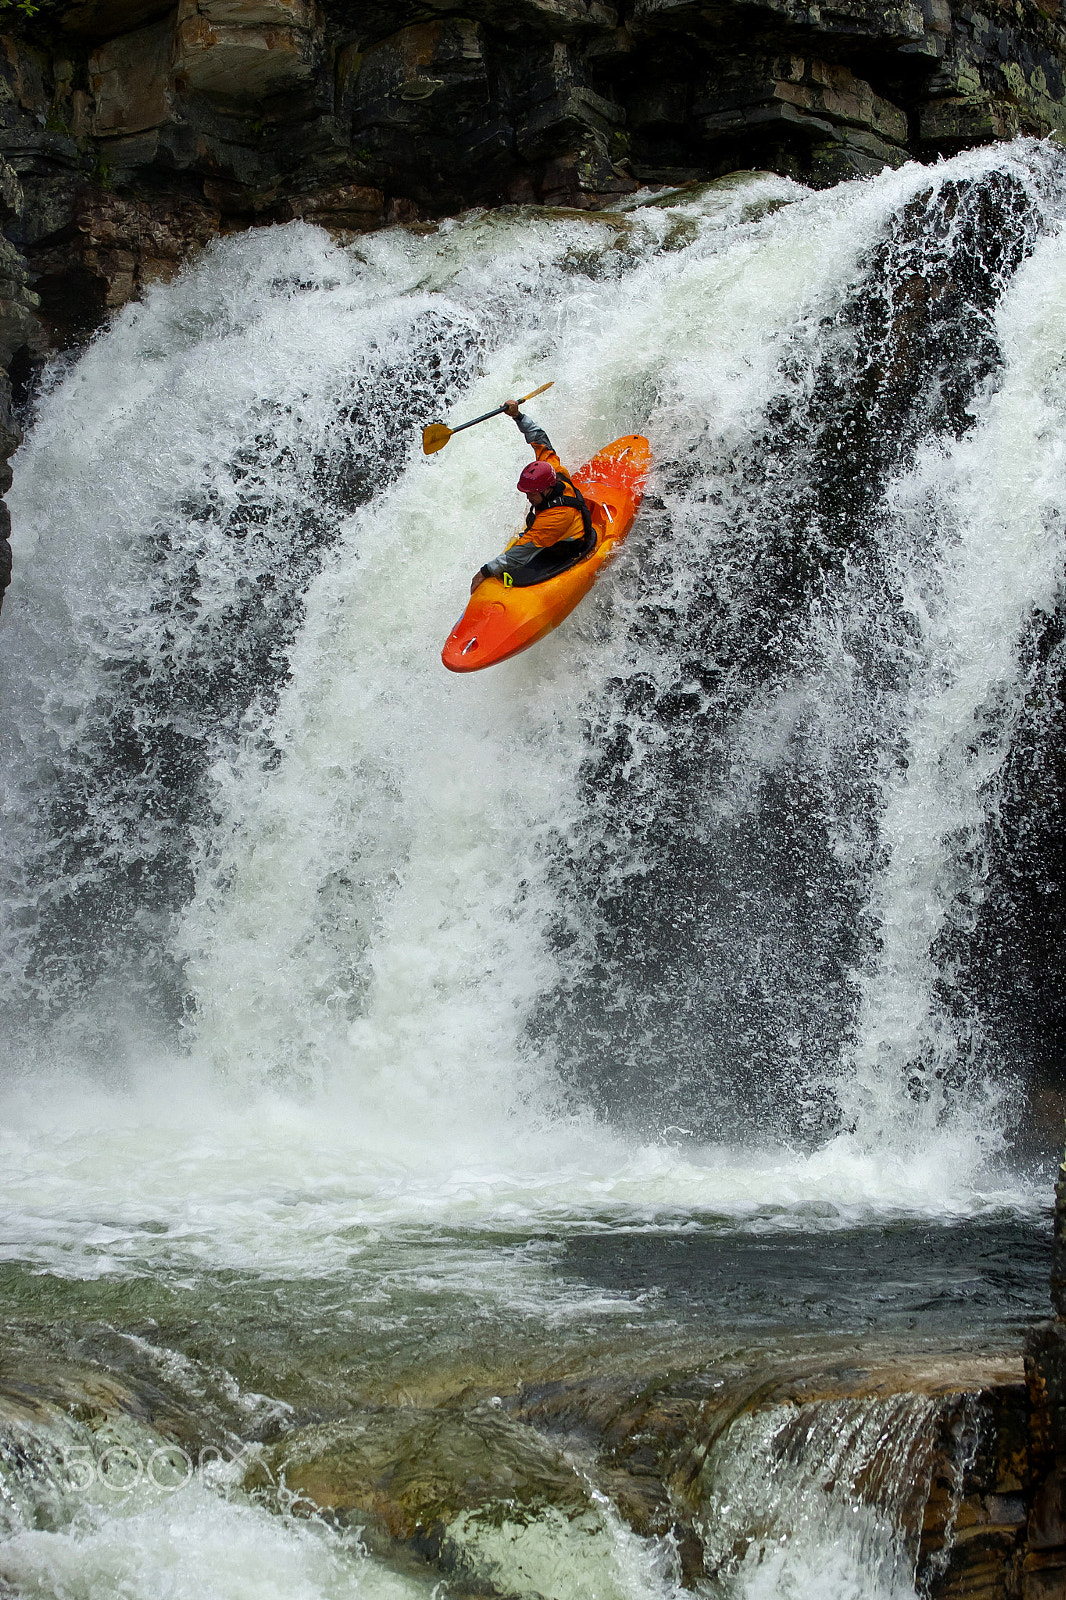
[449,403,507,436]
[449,381,554,438]
[421,381,554,455]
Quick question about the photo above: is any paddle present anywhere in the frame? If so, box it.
[422,382,554,455]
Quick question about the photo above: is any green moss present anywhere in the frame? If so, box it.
[0,0,68,47]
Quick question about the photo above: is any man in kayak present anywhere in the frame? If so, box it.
[470,401,595,593]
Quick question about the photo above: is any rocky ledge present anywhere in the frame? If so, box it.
[1023,1157,1066,1600]
[5,1175,1066,1597]
[0,1329,1047,1596]
[246,1354,1035,1596]
[0,0,1065,609]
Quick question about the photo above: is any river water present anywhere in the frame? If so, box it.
[1,140,1064,1597]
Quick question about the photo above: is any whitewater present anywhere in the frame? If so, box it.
[0,139,1064,1600]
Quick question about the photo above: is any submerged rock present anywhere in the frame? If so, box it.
[248,1402,593,1546]
[245,1401,632,1595]
[0,1301,1046,1599]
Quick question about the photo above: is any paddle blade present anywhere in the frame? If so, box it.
[422,422,452,455]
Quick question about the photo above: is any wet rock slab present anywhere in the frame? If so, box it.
[247,1401,597,1570]
[240,1351,1034,1595]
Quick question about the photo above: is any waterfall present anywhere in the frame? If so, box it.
[2,143,1064,1273]
[693,1394,964,1600]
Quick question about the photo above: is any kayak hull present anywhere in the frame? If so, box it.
[441,434,651,673]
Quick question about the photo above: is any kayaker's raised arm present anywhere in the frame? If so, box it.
[504,400,561,470]
[470,404,590,595]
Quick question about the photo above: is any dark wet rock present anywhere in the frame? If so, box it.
[1023,1165,1066,1600]
[0,235,42,363]
[30,185,221,343]
[245,1365,1035,1592]
[275,179,385,234]
[247,1402,596,1573]
[0,154,22,224]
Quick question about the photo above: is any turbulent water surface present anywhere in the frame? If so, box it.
[2,140,1065,1598]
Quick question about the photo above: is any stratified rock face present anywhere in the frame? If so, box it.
[1024,1163,1066,1600]
[1,0,1066,297]
[0,0,1061,614]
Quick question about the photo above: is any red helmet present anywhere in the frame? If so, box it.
[517,461,557,495]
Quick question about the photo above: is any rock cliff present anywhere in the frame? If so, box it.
[0,0,1064,607]
[1024,1162,1066,1599]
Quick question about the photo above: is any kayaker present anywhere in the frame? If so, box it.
[470,401,594,593]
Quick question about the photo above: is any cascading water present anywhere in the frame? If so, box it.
[694,1393,961,1600]
[0,141,1063,1600]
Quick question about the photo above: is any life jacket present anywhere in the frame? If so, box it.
[523,470,595,549]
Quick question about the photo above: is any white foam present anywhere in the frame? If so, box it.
[0,1474,430,1600]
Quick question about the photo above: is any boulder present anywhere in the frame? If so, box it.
[173,0,321,101]
[89,19,174,136]
[248,1403,594,1557]
[350,20,514,209]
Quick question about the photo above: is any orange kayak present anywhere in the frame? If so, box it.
[442,434,652,673]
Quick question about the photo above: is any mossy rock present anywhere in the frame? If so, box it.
[248,1402,593,1545]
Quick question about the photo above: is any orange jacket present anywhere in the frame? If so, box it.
[481,414,587,581]
[517,434,585,549]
